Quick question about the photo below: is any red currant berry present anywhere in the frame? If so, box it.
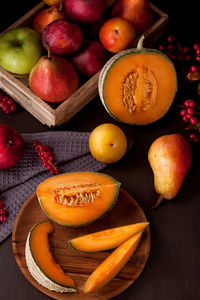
[167,35,175,43]
[158,44,165,51]
[0,215,6,223]
[168,44,175,51]
[190,133,199,142]
[0,201,4,208]
[170,53,177,60]
[185,55,192,61]
[187,108,194,115]
[190,117,198,125]
[196,49,200,55]
[196,55,200,61]
[184,100,191,107]
[183,115,189,122]
[189,100,195,107]
[5,98,13,105]
[0,208,6,215]
[190,65,198,72]
[186,114,191,119]
[180,109,186,116]
[10,104,16,112]
[193,43,200,51]
[44,145,51,152]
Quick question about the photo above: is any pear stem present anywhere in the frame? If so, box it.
[152,195,164,209]
[46,44,51,60]
[137,35,145,50]
[58,0,63,12]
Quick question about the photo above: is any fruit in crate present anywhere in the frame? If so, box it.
[148,134,192,208]
[0,27,42,75]
[0,124,24,169]
[69,222,149,252]
[42,19,82,56]
[64,0,106,24]
[29,54,79,103]
[71,40,108,77]
[25,221,77,293]
[98,37,177,125]
[112,0,153,33]
[84,232,142,293]
[99,17,136,53]
[89,123,127,163]
[36,172,120,226]
[43,0,62,6]
[32,6,66,34]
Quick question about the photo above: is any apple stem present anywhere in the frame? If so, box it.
[7,139,13,146]
[152,195,164,209]
[137,35,145,50]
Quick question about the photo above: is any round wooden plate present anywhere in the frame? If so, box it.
[12,188,150,300]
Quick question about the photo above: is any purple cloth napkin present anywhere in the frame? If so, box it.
[0,131,133,243]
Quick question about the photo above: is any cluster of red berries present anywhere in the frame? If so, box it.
[179,99,200,142]
[0,201,7,224]
[32,140,60,175]
[0,92,17,114]
[158,35,200,66]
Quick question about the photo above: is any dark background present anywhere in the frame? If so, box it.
[0,1,200,300]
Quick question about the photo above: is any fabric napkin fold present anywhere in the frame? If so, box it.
[0,131,133,243]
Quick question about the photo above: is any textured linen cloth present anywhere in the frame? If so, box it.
[0,131,132,242]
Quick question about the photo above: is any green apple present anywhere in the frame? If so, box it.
[0,27,42,75]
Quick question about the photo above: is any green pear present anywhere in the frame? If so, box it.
[148,133,192,208]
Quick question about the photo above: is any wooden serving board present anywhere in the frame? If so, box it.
[12,188,150,300]
[0,2,168,127]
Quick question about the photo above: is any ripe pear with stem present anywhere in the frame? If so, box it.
[148,133,192,208]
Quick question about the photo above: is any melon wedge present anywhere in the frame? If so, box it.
[69,222,148,252]
[25,221,76,293]
[37,172,120,226]
[84,232,142,293]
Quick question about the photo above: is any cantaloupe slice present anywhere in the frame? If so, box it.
[25,221,76,293]
[84,232,142,293]
[69,222,148,252]
[37,172,120,226]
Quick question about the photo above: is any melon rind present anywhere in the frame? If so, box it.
[25,229,76,293]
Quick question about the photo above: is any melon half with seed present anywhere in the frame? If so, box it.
[36,172,120,226]
[98,36,177,125]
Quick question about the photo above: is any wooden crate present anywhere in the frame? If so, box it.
[0,2,168,127]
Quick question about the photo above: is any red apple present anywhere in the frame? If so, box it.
[71,40,108,77]
[42,19,82,56]
[29,54,79,103]
[0,124,24,169]
[64,0,106,24]
[32,6,66,35]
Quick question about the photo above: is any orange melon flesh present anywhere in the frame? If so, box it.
[102,51,177,125]
[84,232,142,293]
[37,172,120,226]
[29,221,76,289]
[69,222,148,252]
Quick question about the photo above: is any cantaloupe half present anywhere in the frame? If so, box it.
[84,232,143,293]
[37,172,120,226]
[69,222,149,252]
[98,36,177,125]
[25,221,76,293]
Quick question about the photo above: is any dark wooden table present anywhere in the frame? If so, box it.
[0,1,200,299]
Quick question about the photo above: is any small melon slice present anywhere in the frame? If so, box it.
[84,232,142,293]
[69,222,148,252]
[37,172,120,226]
[25,221,76,293]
